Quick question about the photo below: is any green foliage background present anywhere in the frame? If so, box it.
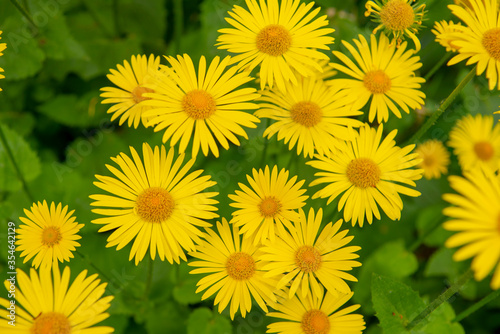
[1,0,500,333]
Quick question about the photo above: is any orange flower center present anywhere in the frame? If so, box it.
[295,245,322,273]
[474,141,495,161]
[31,312,71,334]
[423,154,436,167]
[42,227,62,247]
[182,89,216,119]
[346,158,381,188]
[363,70,391,94]
[259,196,282,217]
[301,310,330,334]
[136,187,175,223]
[226,252,256,280]
[256,24,292,57]
[380,0,415,31]
[132,86,154,103]
[482,28,500,61]
[290,101,323,127]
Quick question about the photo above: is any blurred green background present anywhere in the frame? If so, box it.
[1,0,500,333]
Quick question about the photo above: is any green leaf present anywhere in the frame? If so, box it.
[0,17,45,80]
[372,273,425,333]
[173,262,203,305]
[187,308,232,334]
[354,240,418,310]
[38,15,88,60]
[415,204,452,247]
[0,124,41,192]
[145,301,189,334]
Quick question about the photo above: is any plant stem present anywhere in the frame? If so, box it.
[406,269,474,330]
[112,0,121,37]
[75,250,112,282]
[9,0,37,30]
[424,53,451,82]
[453,288,500,323]
[173,0,183,54]
[143,256,154,300]
[407,66,476,145]
[0,125,34,203]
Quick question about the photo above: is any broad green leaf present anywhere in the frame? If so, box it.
[372,273,425,333]
[145,301,189,334]
[187,308,232,334]
[0,17,45,80]
[0,124,41,192]
[354,240,418,310]
[117,0,167,44]
[173,262,203,305]
[38,15,88,60]
[415,204,452,247]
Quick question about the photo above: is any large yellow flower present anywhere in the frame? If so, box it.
[228,165,308,244]
[260,208,361,299]
[308,124,423,227]
[101,54,161,128]
[447,0,500,90]
[0,31,5,91]
[330,33,426,123]
[365,0,426,51]
[415,139,451,179]
[448,114,500,172]
[443,168,500,289]
[0,266,114,334]
[90,143,219,265]
[256,73,363,158]
[189,219,277,320]
[16,201,83,270]
[267,288,365,334]
[144,54,260,158]
[217,0,335,92]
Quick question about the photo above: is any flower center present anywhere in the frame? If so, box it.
[474,141,495,161]
[423,154,436,167]
[256,24,292,57]
[295,245,322,273]
[42,227,62,247]
[182,89,217,119]
[346,158,381,188]
[132,86,154,103]
[135,187,175,223]
[31,312,71,334]
[482,28,500,61]
[301,310,330,334]
[226,252,256,280]
[290,101,323,128]
[380,0,415,31]
[364,70,391,94]
[259,196,282,217]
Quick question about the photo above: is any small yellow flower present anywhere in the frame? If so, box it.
[365,0,426,51]
[448,114,500,173]
[432,20,466,52]
[189,219,277,319]
[415,139,451,179]
[16,201,83,270]
[0,266,114,334]
[0,31,6,91]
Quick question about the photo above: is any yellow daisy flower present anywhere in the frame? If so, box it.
[447,114,500,172]
[443,168,500,289]
[90,143,219,265]
[255,73,363,158]
[16,201,83,270]
[365,0,426,51]
[267,288,365,334]
[447,0,500,90]
[432,20,466,52]
[0,31,5,91]
[415,139,451,179]
[0,266,114,333]
[228,165,308,244]
[216,0,335,92]
[101,54,161,128]
[308,124,423,227]
[330,33,426,123]
[188,218,277,320]
[260,208,361,299]
[144,54,260,158]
